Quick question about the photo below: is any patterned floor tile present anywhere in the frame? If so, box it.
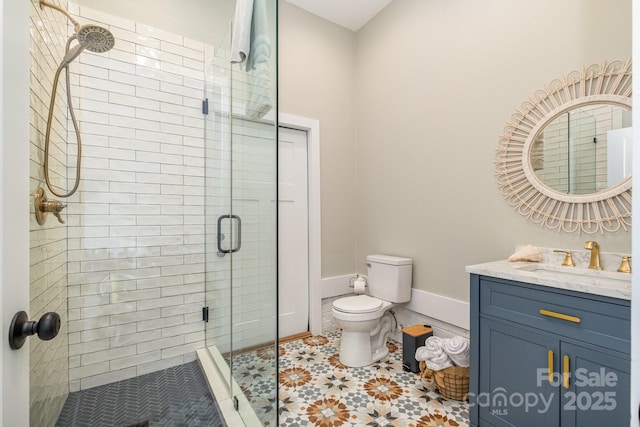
[236,330,469,426]
[56,331,468,426]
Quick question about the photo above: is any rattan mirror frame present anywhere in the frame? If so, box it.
[495,59,632,234]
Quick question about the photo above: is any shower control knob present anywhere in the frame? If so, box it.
[42,199,66,223]
[34,186,67,225]
[53,210,65,224]
[9,311,61,350]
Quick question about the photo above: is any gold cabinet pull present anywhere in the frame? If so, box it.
[547,350,554,383]
[539,309,581,323]
[563,355,570,389]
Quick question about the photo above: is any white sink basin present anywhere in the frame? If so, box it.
[513,262,631,283]
[466,259,631,300]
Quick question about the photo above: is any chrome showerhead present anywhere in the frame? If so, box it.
[76,25,115,54]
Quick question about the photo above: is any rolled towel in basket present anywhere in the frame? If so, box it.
[442,336,470,367]
[415,336,453,371]
[415,335,442,361]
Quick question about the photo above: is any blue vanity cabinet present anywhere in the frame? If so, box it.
[559,342,630,427]
[478,318,560,426]
[470,274,630,427]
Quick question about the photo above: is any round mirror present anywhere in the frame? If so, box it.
[531,104,632,195]
[495,59,632,234]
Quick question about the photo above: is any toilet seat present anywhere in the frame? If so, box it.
[333,295,382,314]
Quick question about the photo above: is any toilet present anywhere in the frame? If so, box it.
[332,254,413,367]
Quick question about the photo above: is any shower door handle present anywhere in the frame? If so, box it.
[217,214,242,254]
[230,215,241,253]
[217,215,231,254]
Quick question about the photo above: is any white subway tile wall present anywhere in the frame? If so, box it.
[321,295,343,332]
[204,53,278,355]
[29,2,276,416]
[61,4,209,392]
[390,306,470,342]
[30,1,71,426]
[535,105,631,195]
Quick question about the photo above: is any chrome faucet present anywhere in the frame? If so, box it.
[584,241,601,270]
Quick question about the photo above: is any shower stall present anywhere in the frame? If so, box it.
[27,0,278,425]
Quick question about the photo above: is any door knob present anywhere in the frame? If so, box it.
[9,311,61,350]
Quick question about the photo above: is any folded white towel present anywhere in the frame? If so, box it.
[415,336,453,371]
[232,0,271,119]
[230,0,254,66]
[442,336,470,368]
[245,0,269,71]
[246,33,272,119]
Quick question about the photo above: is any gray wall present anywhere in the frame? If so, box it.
[78,0,632,301]
[279,2,358,277]
[279,0,632,302]
[354,0,632,301]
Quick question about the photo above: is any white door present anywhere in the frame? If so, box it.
[278,127,309,338]
[2,0,31,425]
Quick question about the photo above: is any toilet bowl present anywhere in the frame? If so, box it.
[332,254,413,368]
[332,295,394,367]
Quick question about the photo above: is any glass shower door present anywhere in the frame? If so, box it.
[204,34,277,425]
[227,1,278,419]
[229,112,278,424]
[204,54,234,388]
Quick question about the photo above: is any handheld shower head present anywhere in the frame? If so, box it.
[39,2,116,198]
[59,25,115,68]
[40,0,116,69]
[76,25,115,54]
[60,42,86,68]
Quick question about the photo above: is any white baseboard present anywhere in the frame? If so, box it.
[320,274,354,298]
[310,274,353,335]
[406,288,470,330]
[314,275,469,333]
[310,273,470,335]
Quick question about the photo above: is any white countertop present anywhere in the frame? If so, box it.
[466,259,631,301]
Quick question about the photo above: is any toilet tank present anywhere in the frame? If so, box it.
[366,254,413,303]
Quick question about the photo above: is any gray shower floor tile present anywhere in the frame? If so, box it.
[56,360,225,427]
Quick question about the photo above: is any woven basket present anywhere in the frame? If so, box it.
[419,361,469,401]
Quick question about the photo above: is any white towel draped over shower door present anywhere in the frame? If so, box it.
[230,0,254,67]
[246,37,272,118]
[230,0,273,119]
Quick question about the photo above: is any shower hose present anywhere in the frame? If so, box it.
[43,35,83,198]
